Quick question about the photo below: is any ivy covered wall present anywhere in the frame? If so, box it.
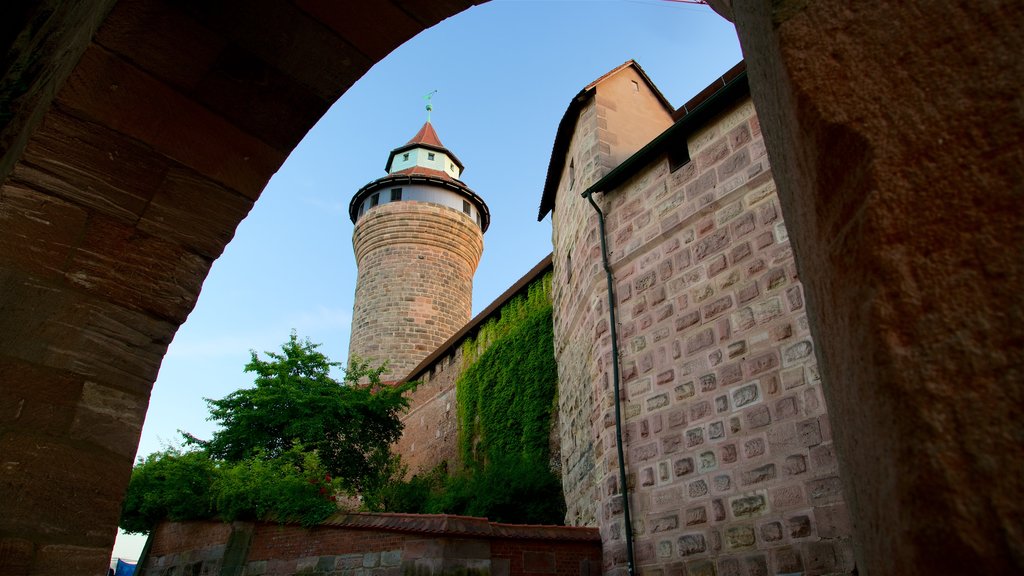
[383,265,565,523]
[457,272,557,468]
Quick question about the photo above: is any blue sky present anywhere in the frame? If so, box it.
[115,0,742,560]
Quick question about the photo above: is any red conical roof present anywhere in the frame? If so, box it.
[385,120,463,174]
[406,121,444,148]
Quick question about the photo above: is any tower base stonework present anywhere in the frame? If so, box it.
[350,201,482,381]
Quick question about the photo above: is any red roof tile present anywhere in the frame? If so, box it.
[390,165,460,183]
[406,121,444,147]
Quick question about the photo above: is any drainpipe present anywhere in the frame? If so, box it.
[583,189,635,576]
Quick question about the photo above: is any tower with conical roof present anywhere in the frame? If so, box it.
[347,120,489,381]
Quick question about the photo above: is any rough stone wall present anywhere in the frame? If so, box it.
[349,200,483,382]
[552,67,671,530]
[393,346,463,476]
[551,96,604,529]
[551,97,853,575]
[595,67,674,169]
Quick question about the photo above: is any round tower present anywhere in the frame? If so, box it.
[347,120,489,381]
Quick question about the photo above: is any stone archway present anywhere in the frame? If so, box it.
[1,1,1019,574]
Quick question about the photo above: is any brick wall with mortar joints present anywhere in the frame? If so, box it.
[551,98,853,575]
[349,201,483,382]
[393,346,463,476]
[142,520,233,575]
[143,519,601,576]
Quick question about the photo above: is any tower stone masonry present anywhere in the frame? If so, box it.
[348,121,489,381]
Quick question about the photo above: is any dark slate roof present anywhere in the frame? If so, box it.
[347,168,490,233]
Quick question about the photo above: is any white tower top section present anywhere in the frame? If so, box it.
[348,120,489,232]
[384,121,464,180]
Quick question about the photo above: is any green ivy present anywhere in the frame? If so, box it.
[456,272,557,467]
[365,272,565,524]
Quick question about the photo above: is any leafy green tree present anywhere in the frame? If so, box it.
[121,333,417,534]
[120,445,342,534]
[186,333,416,494]
[212,445,340,527]
[119,447,217,534]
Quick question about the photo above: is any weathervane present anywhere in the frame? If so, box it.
[424,90,438,122]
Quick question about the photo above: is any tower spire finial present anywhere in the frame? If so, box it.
[424,90,438,122]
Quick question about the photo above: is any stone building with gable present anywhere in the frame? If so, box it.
[349,58,854,575]
[537,60,852,575]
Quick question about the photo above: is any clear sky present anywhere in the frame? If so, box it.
[114,0,742,561]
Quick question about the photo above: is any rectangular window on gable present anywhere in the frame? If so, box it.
[462,200,471,215]
[391,188,402,201]
[370,192,379,207]
[428,152,436,160]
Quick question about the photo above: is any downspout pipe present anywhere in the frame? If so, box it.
[583,189,635,576]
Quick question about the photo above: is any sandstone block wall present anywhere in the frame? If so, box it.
[349,201,483,382]
[551,97,853,574]
[551,96,604,528]
[393,346,462,475]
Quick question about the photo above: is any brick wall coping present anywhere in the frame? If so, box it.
[319,512,600,542]
[400,253,554,384]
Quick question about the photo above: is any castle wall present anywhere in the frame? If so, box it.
[349,200,483,382]
[395,261,556,478]
[550,64,673,532]
[551,97,854,574]
[394,346,463,475]
[138,515,601,576]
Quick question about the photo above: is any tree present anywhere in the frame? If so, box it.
[119,447,217,534]
[120,445,342,534]
[118,334,419,534]
[185,333,416,494]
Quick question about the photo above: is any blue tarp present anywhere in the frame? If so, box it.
[114,559,136,576]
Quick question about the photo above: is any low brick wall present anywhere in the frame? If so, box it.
[139,513,600,576]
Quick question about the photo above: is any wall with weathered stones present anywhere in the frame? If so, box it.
[550,83,853,574]
[349,201,484,382]
[394,345,463,476]
[139,514,601,576]
[550,62,673,533]
[2,2,1020,573]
